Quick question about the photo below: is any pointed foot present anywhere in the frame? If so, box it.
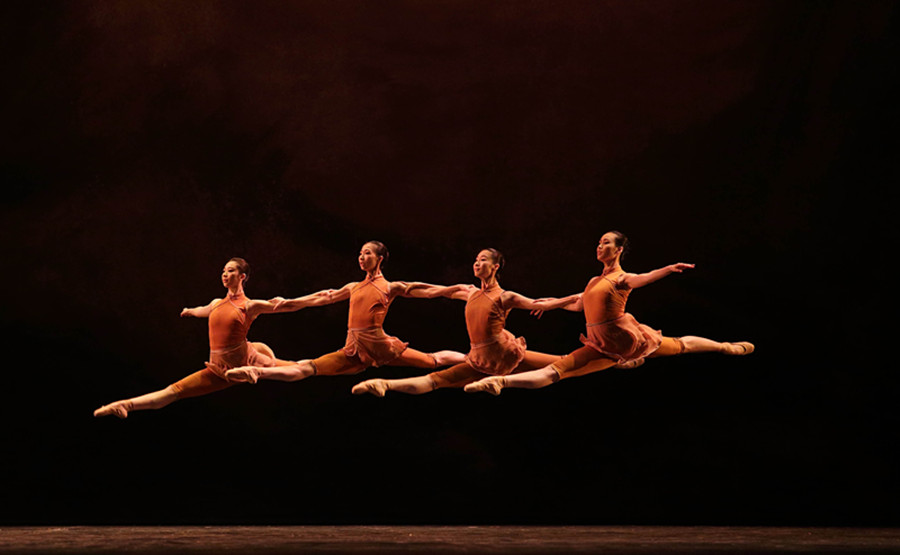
[463,376,505,396]
[225,366,260,384]
[725,342,755,355]
[351,379,389,397]
[615,357,645,369]
[94,401,130,419]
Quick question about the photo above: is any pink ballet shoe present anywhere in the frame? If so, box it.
[351,379,389,397]
[463,377,505,396]
[225,366,260,384]
[725,342,755,355]
[94,401,129,419]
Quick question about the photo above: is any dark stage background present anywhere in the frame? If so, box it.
[2,1,896,527]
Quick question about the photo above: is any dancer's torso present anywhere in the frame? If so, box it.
[348,274,393,329]
[465,285,508,344]
[582,270,630,324]
[208,293,252,349]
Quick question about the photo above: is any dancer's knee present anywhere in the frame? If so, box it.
[651,336,686,357]
[548,365,562,383]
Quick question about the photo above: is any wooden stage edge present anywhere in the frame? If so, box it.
[2,525,900,554]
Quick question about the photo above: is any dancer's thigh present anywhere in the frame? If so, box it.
[392,347,437,369]
[553,346,616,380]
[515,350,562,372]
[171,369,232,399]
[313,350,368,376]
[429,363,482,389]
[648,336,685,358]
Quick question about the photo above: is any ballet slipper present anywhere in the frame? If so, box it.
[725,342,755,355]
[351,379,389,397]
[463,376,505,396]
[94,401,131,419]
[615,358,645,369]
[225,366,260,384]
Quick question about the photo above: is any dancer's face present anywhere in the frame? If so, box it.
[473,250,499,280]
[222,261,246,289]
[596,232,622,264]
[359,243,383,273]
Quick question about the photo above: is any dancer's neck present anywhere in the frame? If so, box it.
[600,262,622,277]
[365,270,384,281]
[480,276,499,291]
[227,285,245,299]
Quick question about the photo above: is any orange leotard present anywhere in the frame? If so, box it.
[577,270,662,362]
[208,293,253,350]
[347,274,393,329]
[170,292,275,397]
[428,285,530,389]
[340,274,408,367]
[463,284,526,375]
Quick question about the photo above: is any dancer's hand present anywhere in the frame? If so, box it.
[668,263,695,273]
[530,298,555,319]
[180,308,192,317]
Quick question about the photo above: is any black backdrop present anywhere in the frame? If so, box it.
[2,1,897,526]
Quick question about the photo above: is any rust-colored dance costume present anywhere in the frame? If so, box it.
[94,255,321,418]
[170,292,282,398]
[303,273,440,376]
[428,284,556,388]
[548,269,684,381]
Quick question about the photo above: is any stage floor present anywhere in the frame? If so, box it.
[2,526,899,554]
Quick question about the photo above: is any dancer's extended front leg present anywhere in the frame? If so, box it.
[225,360,316,384]
[679,337,753,355]
[647,336,755,358]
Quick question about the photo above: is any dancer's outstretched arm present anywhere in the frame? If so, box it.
[395,282,473,300]
[180,299,219,318]
[273,283,355,313]
[505,292,583,312]
[248,290,334,319]
[623,263,694,289]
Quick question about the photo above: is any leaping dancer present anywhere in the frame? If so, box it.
[93,258,328,418]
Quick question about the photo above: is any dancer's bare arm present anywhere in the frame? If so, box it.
[180,299,220,318]
[247,289,335,318]
[394,282,473,300]
[503,292,583,317]
[273,282,355,312]
[623,263,695,289]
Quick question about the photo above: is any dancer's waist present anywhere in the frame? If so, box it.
[585,315,626,327]
[348,326,384,332]
[209,340,249,355]
[470,334,506,349]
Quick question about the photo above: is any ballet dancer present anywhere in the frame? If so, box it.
[464,231,754,395]
[94,258,329,418]
[224,241,466,383]
[350,248,590,396]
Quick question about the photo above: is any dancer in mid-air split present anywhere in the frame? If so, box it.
[94,258,329,418]
[224,241,466,384]
[464,231,755,395]
[351,247,613,396]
